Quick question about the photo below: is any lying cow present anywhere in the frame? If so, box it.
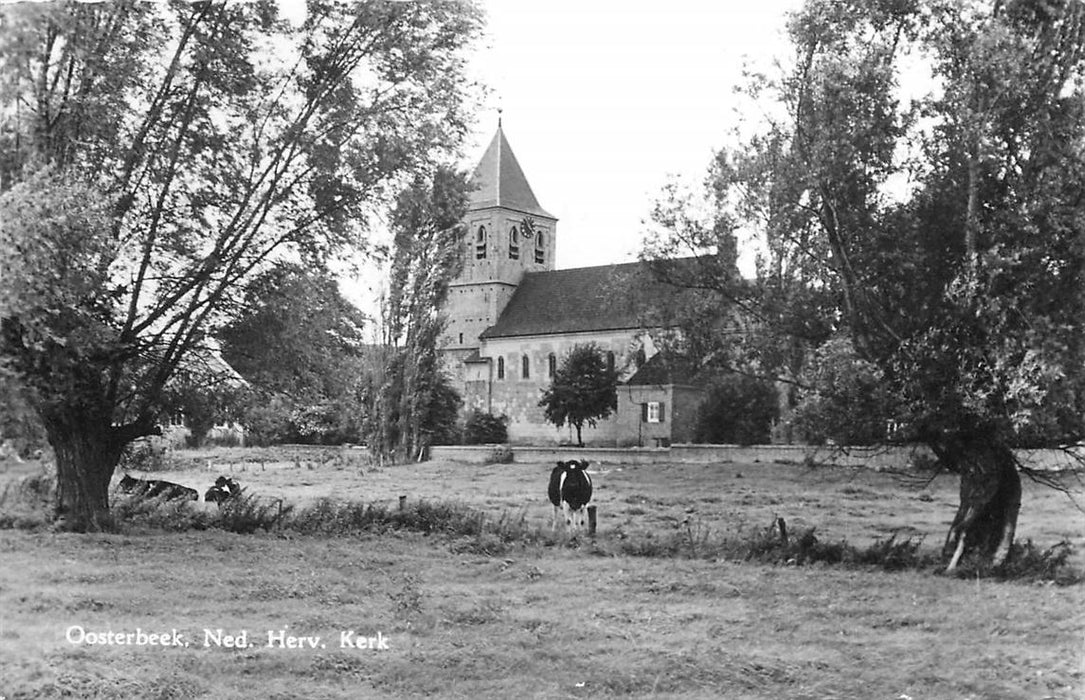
[118,474,198,502]
[548,460,593,532]
[204,476,242,505]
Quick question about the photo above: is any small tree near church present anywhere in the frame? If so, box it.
[539,344,619,447]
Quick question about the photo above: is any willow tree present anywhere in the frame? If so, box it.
[0,0,482,529]
[643,0,1084,570]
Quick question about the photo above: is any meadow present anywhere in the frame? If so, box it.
[1,446,1083,699]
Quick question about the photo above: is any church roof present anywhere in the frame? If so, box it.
[468,125,554,218]
[624,351,702,387]
[480,261,684,339]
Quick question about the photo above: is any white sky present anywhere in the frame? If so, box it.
[463,1,806,272]
[277,0,810,313]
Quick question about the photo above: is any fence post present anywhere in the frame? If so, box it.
[587,505,597,537]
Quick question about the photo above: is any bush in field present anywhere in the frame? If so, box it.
[950,539,1078,585]
[792,337,895,446]
[462,411,508,445]
[238,393,294,447]
[214,491,293,534]
[289,498,485,538]
[240,392,366,446]
[111,493,209,532]
[0,469,55,529]
[693,375,779,445]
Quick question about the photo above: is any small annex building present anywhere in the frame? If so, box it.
[440,123,708,446]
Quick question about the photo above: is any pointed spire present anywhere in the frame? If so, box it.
[467,121,553,218]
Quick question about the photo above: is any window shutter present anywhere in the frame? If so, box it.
[641,403,648,422]
[659,402,666,422]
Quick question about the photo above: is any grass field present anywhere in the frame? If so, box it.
[1,447,1083,699]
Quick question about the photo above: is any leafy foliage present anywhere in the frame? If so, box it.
[641,0,1085,564]
[693,374,779,445]
[220,265,370,445]
[791,337,894,446]
[0,0,482,527]
[366,166,469,460]
[538,343,619,447]
[462,411,509,445]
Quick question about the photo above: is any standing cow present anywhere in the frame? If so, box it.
[548,460,593,532]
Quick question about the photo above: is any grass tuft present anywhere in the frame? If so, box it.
[0,469,56,530]
[0,460,1078,584]
[213,490,294,534]
[949,539,1084,585]
[111,493,211,532]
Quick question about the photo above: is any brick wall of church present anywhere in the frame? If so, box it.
[472,329,648,446]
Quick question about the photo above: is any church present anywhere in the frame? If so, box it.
[439,124,707,446]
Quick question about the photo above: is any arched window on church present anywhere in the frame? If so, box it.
[521,354,530,379]
[606,351,616,374]
[508,226,520,260]
[534,231,545,264]
[475,225,487,259]
[497,356,505,380]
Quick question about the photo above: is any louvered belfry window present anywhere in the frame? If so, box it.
[509,226,520,260]
[476,226,487,259]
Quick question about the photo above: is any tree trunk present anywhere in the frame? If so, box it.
[44,414,125,532]
[938,436,1021,572]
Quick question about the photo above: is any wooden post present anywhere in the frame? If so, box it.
[587,505,597,537]
[398,495,407,511]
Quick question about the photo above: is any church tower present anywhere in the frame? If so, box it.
[442,122,557,356]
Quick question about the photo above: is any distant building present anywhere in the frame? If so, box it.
[440,124,707,445]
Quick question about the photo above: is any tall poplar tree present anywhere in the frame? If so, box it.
[368,165,468,462]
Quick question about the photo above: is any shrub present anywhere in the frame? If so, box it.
[111,493,209,532]
[792,337,895,446]
[462,411,508,445]
[213,491,293,534]
[949,539,1083,585]
[0,378,48,459]
[693,375,779,445]
[118,437,173,472]
[0,469,55,529]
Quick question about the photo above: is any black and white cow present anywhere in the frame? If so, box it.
[204,476,242,505]
[547,460,593,532]
[118,474,198,501]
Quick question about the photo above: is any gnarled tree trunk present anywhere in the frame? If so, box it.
[935,435,1022,572]
[44,412,129,532]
